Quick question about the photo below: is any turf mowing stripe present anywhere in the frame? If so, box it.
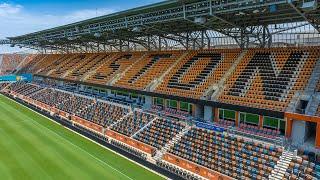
[0,96,133,180]
[0,105,87,179]
[30,118,135,180]
[0,94,164,180]
[0,101,118,179]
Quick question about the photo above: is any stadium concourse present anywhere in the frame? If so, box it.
[1,0,320,180]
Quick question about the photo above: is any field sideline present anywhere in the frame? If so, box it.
[0,94,164,180]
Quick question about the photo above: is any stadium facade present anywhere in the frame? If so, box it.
[1,0,320,179]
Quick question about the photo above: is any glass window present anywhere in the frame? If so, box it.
[180,101,189,111]
[155,97,164,106]
[245,113,259,125]
[169,100,177,108]
[224,109,235,120]
[263,116,279,129]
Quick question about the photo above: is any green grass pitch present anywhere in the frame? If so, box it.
[0,94,164,180]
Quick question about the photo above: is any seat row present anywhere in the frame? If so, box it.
[7,82,43,96]
[0,54,25,75]
[0,83,9,90]
[57,95,94,115]
[134,118,186,149]
[28,87,130,129]
[115,51,183,90]
[111,111,156,137]
[285,156,319,179]
[30,89,71,107]
[156,49,241,99]
[77,101,129,127]
[86,53,142,85]
[220,47,320,112]
[168,127,283,179]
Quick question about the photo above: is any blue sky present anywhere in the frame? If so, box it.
[0,0,163,53]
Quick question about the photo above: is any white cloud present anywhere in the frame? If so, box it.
[0,3,115,53]
[0,3,22,17]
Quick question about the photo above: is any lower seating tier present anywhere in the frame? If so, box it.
[168,127,283,179]
[8,82,44,96]
[111,111,156,137]
[134,118,186,149]
[76,101,129,127]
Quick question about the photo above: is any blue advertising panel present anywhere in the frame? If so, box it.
[195,121,224,132]
[0,74,32,82]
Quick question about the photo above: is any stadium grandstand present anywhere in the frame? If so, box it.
[1,0,320,179]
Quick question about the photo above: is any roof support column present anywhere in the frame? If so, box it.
[158,36,161,51]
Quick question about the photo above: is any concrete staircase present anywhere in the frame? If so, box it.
[304,58,320,94]
[80,55,115,81]
[108,111,133,130]
[76,100,96,117]
[280,52,309,102]
[269,151,294,180]
[46,69,56,76]
[61,69,73,78]
[305,95,320,116]
[0,82,12,92]
[208,50,248,101]
[14,54,30,73]
[131,117,158,138]
[146,51,190,92]
[286,57,320,113]
[28,85,48,97]
[153,124,192,161]
[286,91,301,113]
[107,53,148,86]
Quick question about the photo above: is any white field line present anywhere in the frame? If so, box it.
[1,94,167,179]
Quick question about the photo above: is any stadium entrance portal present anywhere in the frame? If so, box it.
[305,121,317,146]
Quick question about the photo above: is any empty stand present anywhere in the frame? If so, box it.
[37,54,73,75]
[28,54,64,74]
[8,82,43,96]
[115,51,183,90]
[85,52,143,84]
[76,101,129,127]
[15,55,38,74]
[167,127,283,179]
[30,89,72,107]
[134,118,186,149]
[49,54,97,78]
[285,156,318,179]
[111,111,156,136]
[65,54,110,81]
[56,94,94,114]
[0,54,26,75]
[14,54,38,74]
[220,47,320,111]
[0,83,9,90]
[156,49,241,99]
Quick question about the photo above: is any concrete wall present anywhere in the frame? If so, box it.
[204,106,213,122]
[194,104,204,119]
[144,95,152,109]
[291,120,307,145]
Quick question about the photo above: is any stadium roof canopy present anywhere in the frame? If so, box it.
[2,0,320,52]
